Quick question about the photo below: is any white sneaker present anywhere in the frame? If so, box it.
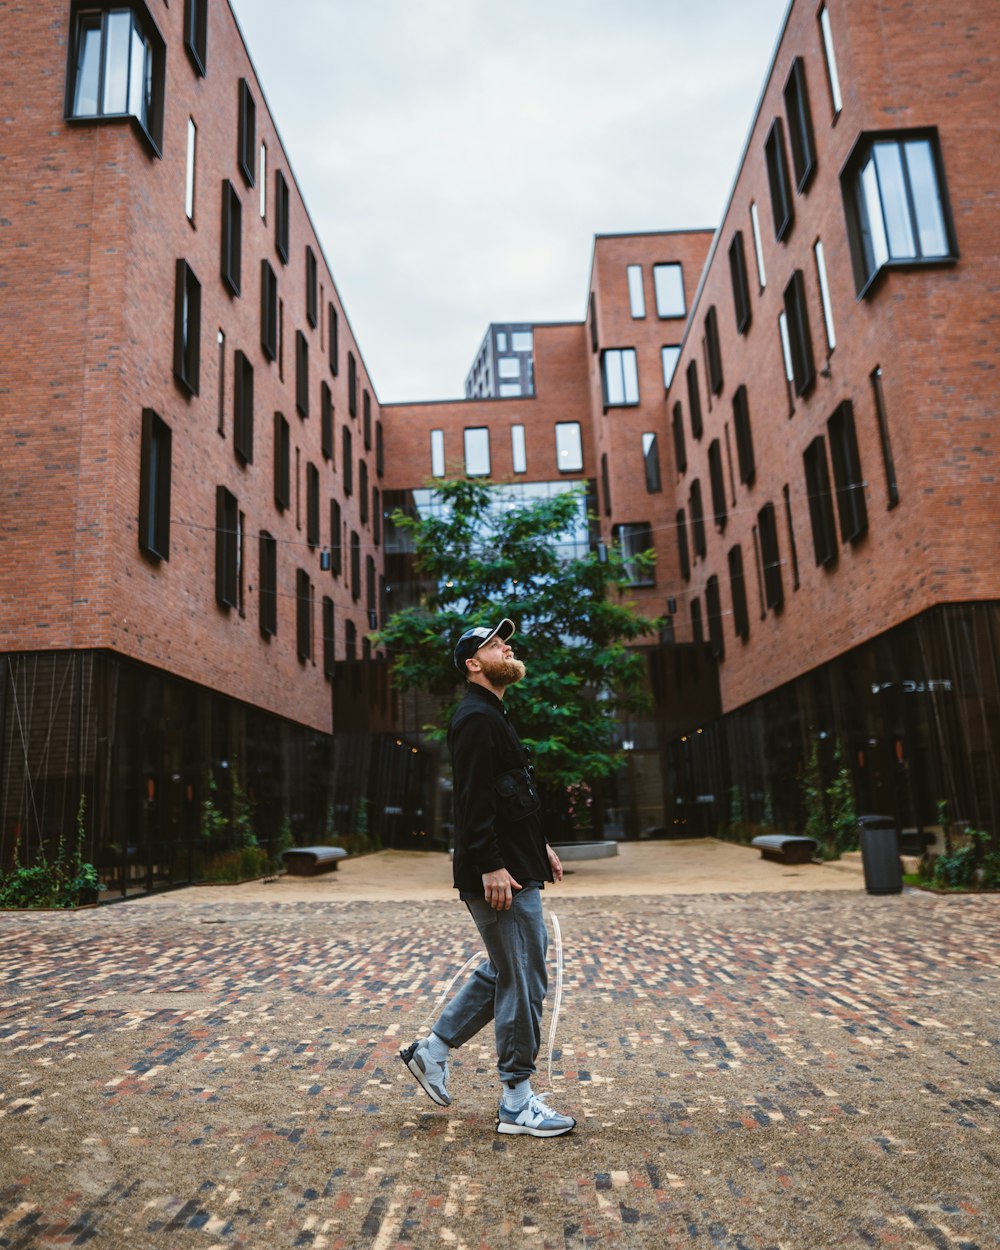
[496,1092,575,1137]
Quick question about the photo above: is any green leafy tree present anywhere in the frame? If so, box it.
[374,478,660,838]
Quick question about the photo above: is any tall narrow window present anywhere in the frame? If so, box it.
[173,259,201,396]
[661,345,681,388]
[691,597,704,645]
[273,412,290,510]
[704,305,723,395]
[376,421,384,478]
[305,246,318,328]
[653,263,685,317]
[363,391,372,450]
[320,382,333,461]
[818,5,843,116]
[342,427,353,495]
[705,575,724,659]
[295,568,313,661]
[782,483,801,590]
[814,239,836,351]
[345,619,357,661]
[295,331,309,417]
[366,555,377,625]
[431,429,445,477]
[588,291,599,352]
[708,440,727,530]
[783,58,817,192]
[215,486,239,609]
[278,300,284,380]
[732,385,755,486]
[749,201,767,288]
[138,408,171,561]
[751,526,766,619]
[184,0,207,75]
[689,479,706,558]
[827,400,868,543]
[185,118,197,221]
[601,453,612,516]
[870,366,900,509]
[220,180,242,296]
[555,422,583,473]
[783,269,816,396]
[728,232,751,333]
[350,532,361,601]
[233,350,253,464]
[275,169,289,263]
[464,427,490,477]
[372,487,382,547]
[322,597,335,677]
[764,117,794,242]
[686,360,703,440]
[803,436,838,567]
[671,402,687,475]
[642,433,661,494]
[778,311,795,412]
[627,264,646,318]
[216,329,225,435]
[260,260,278,361]
[237,79,255,186]
[259,531,277,638]
[306,462,320,547]
[511,424,526,474]
[601,349,639,407]
[259,142,267,219]
[328,303,339,375]
[359,461,369,523]
[676,509,690,581]
[348,351,357,417]
[728,545,749,640]
[615,523,654,587]
[330,499,342,574]
[757,502,783,610]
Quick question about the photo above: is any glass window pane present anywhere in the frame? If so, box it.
[778,312,794,383]
[604,351,625,405]
[750,201,767,288]
[653,263,685,317]
[185,118,196,219]
[103,11,131,114]
[511,424,526,474]
[814,240,836,351]
[661,345,680,387]
[627,265,645,318]
[497,357,520,378]
[73,19,102,116]
[128,25,146,122]
[819,6,843,114]
[496,332,507,351]
[905,140,948,258]
[873,142,916,260]
[498,382,521,397]
[622,349,639,403]
[259,142,267,219]
[555,422,583,472]
[860,156,890,271]
[430,429,445,477]
[464,427,490,477]
[511,331,533,352]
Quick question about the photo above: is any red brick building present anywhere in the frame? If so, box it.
[2,0,998,886]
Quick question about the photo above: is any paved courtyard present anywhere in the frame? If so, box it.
[1,845,999,1248]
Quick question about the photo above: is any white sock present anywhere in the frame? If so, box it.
[426,1032,450,1062]
[502,1078,532,1110]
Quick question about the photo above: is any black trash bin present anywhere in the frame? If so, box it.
[857,814,903,895]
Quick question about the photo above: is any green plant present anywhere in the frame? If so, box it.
[932,827,990,889]
[201,845,270,884]
[0,796,101,909]
[826,750,858,854]
[230,767,257,847]
[201,774,228,842]
[801,739,827,843]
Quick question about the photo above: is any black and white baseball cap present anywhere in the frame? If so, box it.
[453,618,516,671]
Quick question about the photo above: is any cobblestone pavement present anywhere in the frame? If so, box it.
[1,888,999,1249]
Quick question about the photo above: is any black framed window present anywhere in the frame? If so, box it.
[215,486,239,609]
[295,568,312,661]
[275,169,289,264]
[728,545,749,640]
[601,453,612,517]
[870,366,900,509]
[671,401,687,475]
[233,350,253,464]
[260,259,278,361]
[827,400,868,543]
[614,523,654,587]
[237,79,255,186]
[273,412,290,510]
[306,462,320,547]
[689,479,706,558]
[782,483,800,591]
[138,407,171,561]
[841,129,957,297]
[259,531,277,638]
[322,596,335,678]
[375,421,384,478]
[732,385,755,486]
[320,382,333,461]
[588,291,599,353]
[350,531,361,601]
[220,180,242,296]
[65,2,166,154]
[345,619,357,662]
[295,330,309,417]
[782,269,816,397]
[183,0,207,75]
[305,246,317,328]
[803,436,838,567]
[328,303,339,375]
[372,487,381,547]
[600,348,639,407]
[708,439,727,530]
[704,305,723,395]
[757,502,783,610]
[348,351,357,417]
[691,596,704,645]
[676,508,690,582]
[728,232,752,334]
[173,259,201,396]
[342,427,353,495]
[642,432,661,494]
[366,555,377,625]
[653,263,686,318]
[764,117,794,242]
[330,499,342,575]
[363,391,372,450]
[359,461,369,524]
[783,57,817,193]
[705,575,724,659]
[686,360,703,440]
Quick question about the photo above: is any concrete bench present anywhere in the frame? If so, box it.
[551,841,619,862]
[751,835,819,865]
[280,846,348,876]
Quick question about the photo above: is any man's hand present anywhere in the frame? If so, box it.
[482,867,522,911]
[546,844,563,883]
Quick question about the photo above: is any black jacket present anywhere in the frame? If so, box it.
[448,683,552,893]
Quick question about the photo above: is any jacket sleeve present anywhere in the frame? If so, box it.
[450,710,505,875]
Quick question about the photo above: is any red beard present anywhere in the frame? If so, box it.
[477,654,526,688]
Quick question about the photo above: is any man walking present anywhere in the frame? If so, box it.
[399,619,575,1137]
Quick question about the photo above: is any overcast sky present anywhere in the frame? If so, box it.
[230,0,790,404]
